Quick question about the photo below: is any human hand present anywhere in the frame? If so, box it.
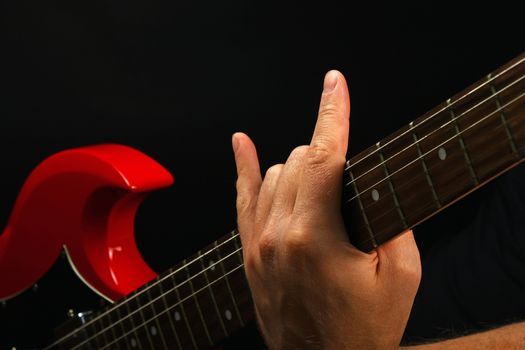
[233,71,421,350]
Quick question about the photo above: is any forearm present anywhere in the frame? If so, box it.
[402,322,525,350]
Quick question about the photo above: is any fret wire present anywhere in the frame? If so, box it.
[376,143,408,228]
[214,240,244,326]
[409,121,442,209]
[45,231,242,350]
[125,297,145,350]
[97,263,246,350]
[198,250,229,337]
[364,159,525,243]
[47,68,525,350]
[358,109,525,219]
[157,279,183,350]
[358,136,525,246]
[231,230,244,266]
[344,90,525,205]
[355,154,471,233]
[99,317,111,348]
[487,73,521,159]
[344,71,525,191]
[365,198,439,244]
[103,311,119,350]
[344,56,525,172]
[347,168,377,247]
[91,322,102,349]
[69,246,245,350]
[183,259,214,346]
[446,98,479,185]
[356,164,429,225]
[114,306,132,349]
[136,293,155,349]
[146,288,170,350]
[353,104,525,247]
[171,269,199,350]
[231,230,254,322]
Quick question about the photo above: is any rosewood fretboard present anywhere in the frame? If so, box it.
[343,53,525,251]
[47,52,525,350]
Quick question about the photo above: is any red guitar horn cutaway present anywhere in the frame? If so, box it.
[0,144,173,301]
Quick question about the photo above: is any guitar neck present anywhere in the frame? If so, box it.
[344,52,525,251]
[51,231,253,349]
[48,52,525,349]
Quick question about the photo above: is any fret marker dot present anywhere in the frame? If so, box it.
[174,311,181,321]
[438,147,447,160]
[150,326,157,336]
[130,338,137,348]
[371,189,380,202]
[209,260,216,271]
[225,309,232,321]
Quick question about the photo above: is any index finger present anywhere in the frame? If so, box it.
[294,71,351,217]
[310,70,351,157]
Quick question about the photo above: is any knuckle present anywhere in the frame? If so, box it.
[303,145,337,190]
[289,145,309,160]
[319,100,340,119]
[258,233,278,263]
[236,191,255,214]
[242,251,258,274]
[264,164,283,178]
[283,228,312,256]
[305,143,333,167]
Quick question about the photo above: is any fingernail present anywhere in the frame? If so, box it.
[323,70,338,93]
[232,133,240,153]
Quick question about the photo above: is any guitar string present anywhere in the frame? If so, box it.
[338,91,515,229]
[343,71,525,191]
[45,63,524,347]
[360,149,525,249]
[96,94,525,348]
[356,111,524,217]
[67,247,244,350]
[43,231,241,349]
[351,93,525,247]
[344,90,525,205]
[46,241,243,349]
[343,56,525,172]
[354,139,504,229]
[354,134,521,234]
[83,126,523,350]
[96,263,246,350]
[56,85,524,349]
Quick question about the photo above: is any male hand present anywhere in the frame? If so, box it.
[233,71,421,350]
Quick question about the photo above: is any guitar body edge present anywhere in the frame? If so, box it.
[0,144,174,302]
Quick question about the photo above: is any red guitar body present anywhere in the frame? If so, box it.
[0,144,173,302]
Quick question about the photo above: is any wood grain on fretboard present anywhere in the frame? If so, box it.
[343,52,525,251]
[51,231,252,350]
[49,52,525,350]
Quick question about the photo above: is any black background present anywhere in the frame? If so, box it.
[1,0,524,348]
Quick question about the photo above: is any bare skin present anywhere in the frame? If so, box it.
[232,71,421,349]
[232,71,524,349]
[402,322,525,349]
